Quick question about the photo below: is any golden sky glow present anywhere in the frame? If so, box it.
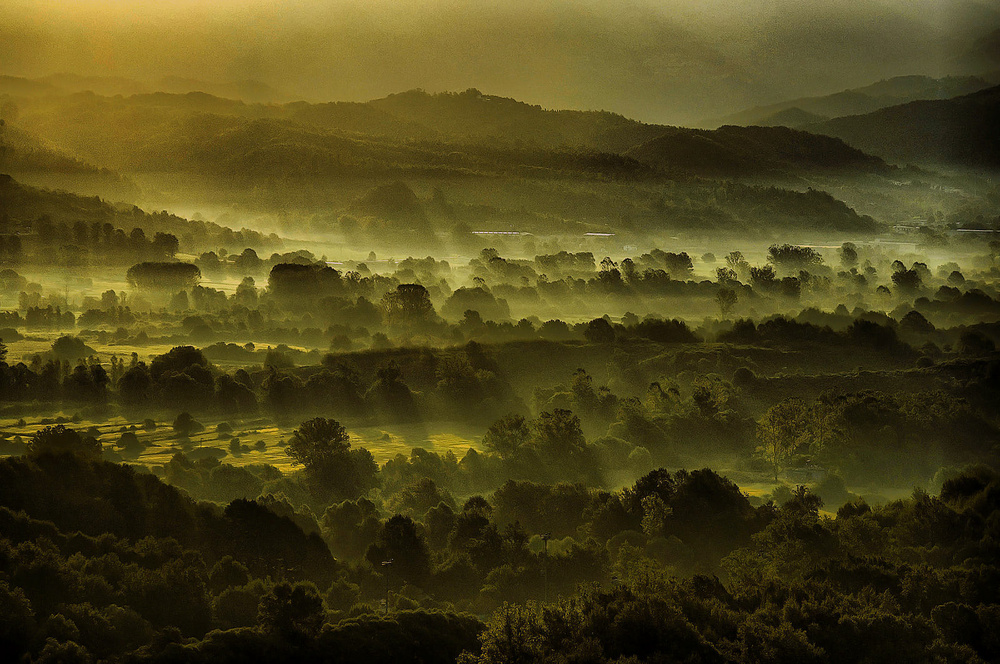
[1,0,994,123]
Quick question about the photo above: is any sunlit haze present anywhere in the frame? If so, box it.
[2,0,993,122]
[0,1,997,662]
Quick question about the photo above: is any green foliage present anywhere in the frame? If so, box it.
[286,418,350,468]
[27,425,101,461]
[468,588,724,664]
[50,336,97,361]
[267,263,343,304]
[891,267,923,292]
[755,400,808,482]
[583,317,615,343]
[482,414,529,460]
[321,498,382,560]
[768,244,824,269]
[172,412,204,437]
[0,580,34,661]
[531,408,586,457]
[716,287,738,316]
[126,262,201,290]
[380,284,436,328]
[286,417,379,503]
[442,287,511,322]
[258,581,326,638]
[366,515,432,585]
[0,445,996,662]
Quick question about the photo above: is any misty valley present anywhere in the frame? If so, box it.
[1,29,999,664]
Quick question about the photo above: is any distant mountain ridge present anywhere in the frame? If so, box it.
[625,125,888,177]
[703,74,993,129]
[0,121,98,174]
[366,88,669,153]
[807,84,1000,167]
[0,73,284,103]
[753,107,830,128]
[6,86,892,182]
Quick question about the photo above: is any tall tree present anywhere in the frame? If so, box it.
[286,417,378,503]
[755,400,807,482]
[483,414,529,460]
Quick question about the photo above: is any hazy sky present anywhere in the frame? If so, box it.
[1,0,996,123]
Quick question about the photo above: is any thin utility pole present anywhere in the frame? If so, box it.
[541,533,551,603]
[381,559,393,615]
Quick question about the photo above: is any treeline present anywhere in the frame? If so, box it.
[9,88,892,183]
[0,425,997,662]
[0,309,924,417]
[55,241,992,354]
[253,243,1000,337]
[0,237,988,360]
[3,334,996,502]
[0,215,179,267]
[0,343,526,427]
[467,470,1000,663]
[0,175,282,263]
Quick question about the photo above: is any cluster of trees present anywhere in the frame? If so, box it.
[0,252,993,664]
[0,303,994,493]
[80,245,994,359]
[258,346,524,426]
[62,247,1000,358]
[469,471,1000,663]
[0,421,997,663]
[127,262,201,291]
[0,340,525,428]
[245,242,1000,345]
[0,232,994,373]
[753,390,995,485]
[32,219,180,266]
[0,175,282,268]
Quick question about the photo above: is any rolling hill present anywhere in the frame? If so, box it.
[0,172,184,230]
[0,82,919,238]
[624,125,889,177]
[753,107,830,128]
[807,84,1000,167]
[704,74,992,129]
[0,73,285,103]
[0,121,104,174]
[0,174,280,255]
[0,120,138,199]
[366,88,669,153]
[7,87,893,183]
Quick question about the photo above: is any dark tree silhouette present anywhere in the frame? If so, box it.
[27,425,101,461]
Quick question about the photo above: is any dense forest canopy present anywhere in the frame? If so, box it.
[0,3,998,661]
